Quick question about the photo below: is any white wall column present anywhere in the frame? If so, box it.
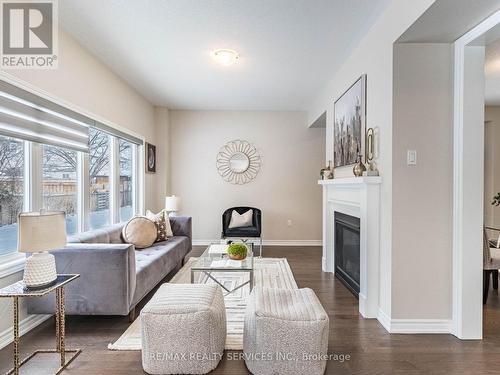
[452,44,485,339]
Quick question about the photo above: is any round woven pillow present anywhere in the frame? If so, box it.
[122,216,157,249]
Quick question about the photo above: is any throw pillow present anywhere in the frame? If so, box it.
[122,216,157,249]
[228,209,253,229]
[146,209,173,241]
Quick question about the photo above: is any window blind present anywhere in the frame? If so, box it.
[93,121,143,146]
[0,80,144,150]
[0,80,91,152]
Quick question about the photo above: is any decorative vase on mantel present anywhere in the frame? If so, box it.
[320,160,333,180]
[353,154,366,177]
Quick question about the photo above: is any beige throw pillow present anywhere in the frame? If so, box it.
[122,216,157,249]
[146,209,173,241]
[228,209,253,229]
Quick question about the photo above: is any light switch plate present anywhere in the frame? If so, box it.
[407,150,417,166]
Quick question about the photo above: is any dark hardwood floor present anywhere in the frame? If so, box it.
[2,246,500,374]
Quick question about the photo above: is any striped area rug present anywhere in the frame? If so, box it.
[108,257,297,351]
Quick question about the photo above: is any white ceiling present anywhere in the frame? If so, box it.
[59,0,390,110]
[398,0,500,43]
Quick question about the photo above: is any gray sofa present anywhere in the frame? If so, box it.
[27,216,192,318]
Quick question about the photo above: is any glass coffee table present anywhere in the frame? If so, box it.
[191,242,254,295]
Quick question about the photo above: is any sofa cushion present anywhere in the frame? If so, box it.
[132,236,190,306]
[146,209,173,241]
[68,228,110,244]
[170,216,192,239]
[122,216,157,249]
[229,209,253,228]
[225,226,260,237]
[103,223,126,243]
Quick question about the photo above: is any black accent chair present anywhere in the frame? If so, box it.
[222,207,262,257]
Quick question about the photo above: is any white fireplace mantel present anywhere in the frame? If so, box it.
[318,177,381,318]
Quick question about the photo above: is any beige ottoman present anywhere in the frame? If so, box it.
[243,287,329,375]
[141,283,226,374]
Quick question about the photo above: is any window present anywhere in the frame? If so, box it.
[0,130,140,258]
[89,128,111,230]
[42,144,78,235]
[0,135,24,256]
[119,139,134,222]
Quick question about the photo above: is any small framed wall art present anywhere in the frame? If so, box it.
[145,142,156,173]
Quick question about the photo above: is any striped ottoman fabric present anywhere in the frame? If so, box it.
[243,287,329,375]
[141,283,226,374]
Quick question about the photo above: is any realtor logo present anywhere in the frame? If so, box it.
[0,0,58,69]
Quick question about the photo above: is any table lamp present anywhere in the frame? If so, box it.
[165,195,180,216]
[18,211,66,288]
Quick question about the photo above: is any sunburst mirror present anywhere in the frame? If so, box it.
[216,140,261,184]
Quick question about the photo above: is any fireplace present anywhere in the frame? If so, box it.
[334,211,360,297]
[320,177,381,318]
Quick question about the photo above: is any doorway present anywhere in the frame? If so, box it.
[453,9,500,339]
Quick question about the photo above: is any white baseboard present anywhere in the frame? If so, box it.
[192,239,322,246]
[377,308,451,334]
[358,293,367,317]
[0,314,51,350]
[389,319,452,334]
[377,308,391,332]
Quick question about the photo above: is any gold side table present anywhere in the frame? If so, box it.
[0,274,81,375]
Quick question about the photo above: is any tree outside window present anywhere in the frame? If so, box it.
[89,128,111,229]
[0,136,24,255]
[119,139,133,222]
[42,144,78,235]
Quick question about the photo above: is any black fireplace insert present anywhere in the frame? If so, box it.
[334,212,360,297]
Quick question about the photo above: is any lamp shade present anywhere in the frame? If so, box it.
[165,195,180,212]
[18,211,66,253]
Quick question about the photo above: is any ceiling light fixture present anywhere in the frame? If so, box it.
[212,49,239,66]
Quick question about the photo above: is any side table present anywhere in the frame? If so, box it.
[0,274,81,375]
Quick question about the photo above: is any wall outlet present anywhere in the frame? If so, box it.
[407,150,417,166]
[287,219,293,227]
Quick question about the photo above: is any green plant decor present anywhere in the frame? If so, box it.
[227,243,248,260]
[493,193,500,207]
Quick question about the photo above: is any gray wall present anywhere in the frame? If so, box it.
[170,110,325,242]
[392,43,454,319]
